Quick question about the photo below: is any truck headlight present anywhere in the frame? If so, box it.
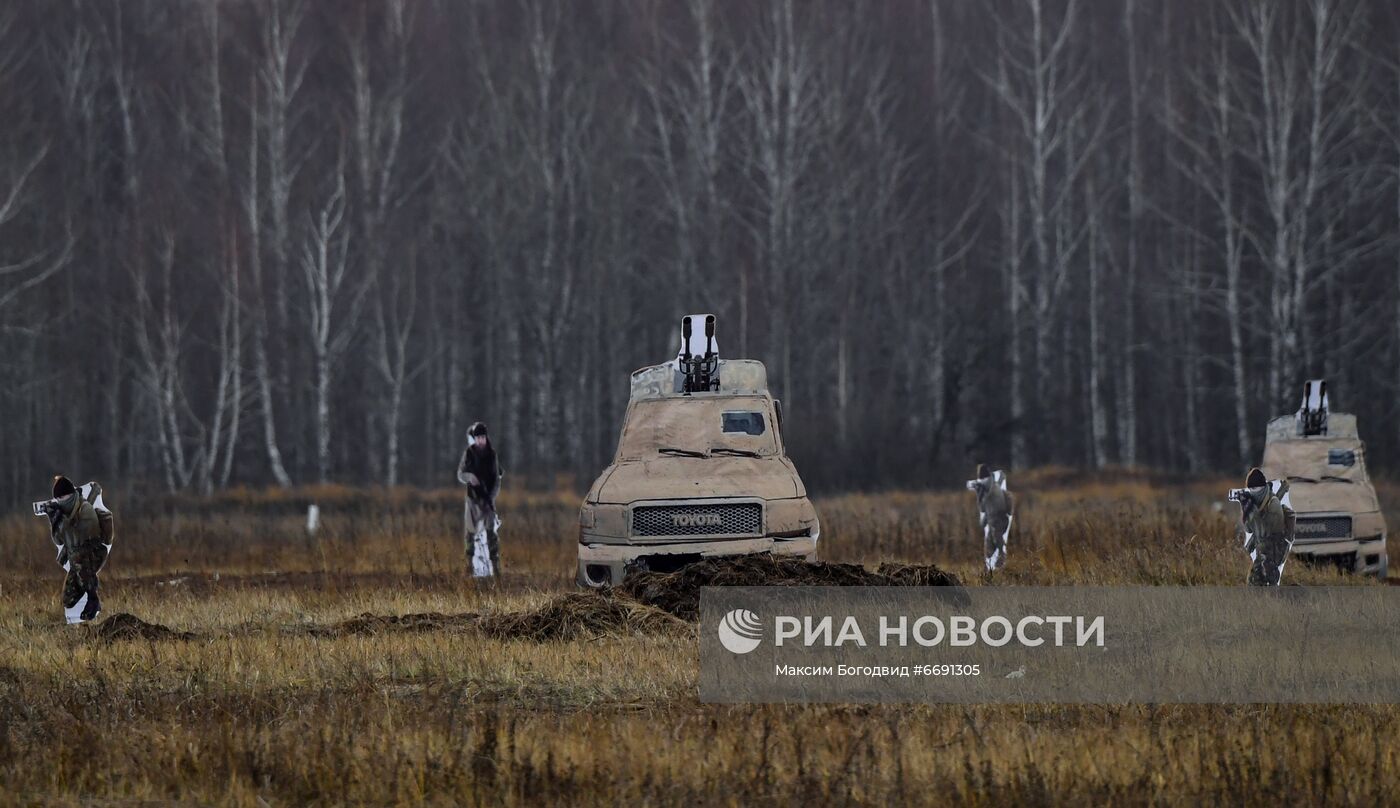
[766,498,817,534]
[579,504,627,538]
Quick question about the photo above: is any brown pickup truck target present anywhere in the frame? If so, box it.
[1258,380,1388,578]
[576,315,820,587]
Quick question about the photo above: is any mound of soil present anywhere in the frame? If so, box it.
[310,611,479,637]
[618,554,965,620]
[874,562,963,587]
[310,592,684,641]
[479,590,687,641]
[94,613,198,643]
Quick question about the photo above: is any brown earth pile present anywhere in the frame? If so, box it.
[94,613,199,643]
[478,590,688,641]
[874,562,964,587]
[311,591,685,641]
[618,554,965,620]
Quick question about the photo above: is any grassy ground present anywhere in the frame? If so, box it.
[1,471,1398,805]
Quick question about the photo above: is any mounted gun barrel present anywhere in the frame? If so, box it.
[677,313,720,394]
[1296,379,1329,437]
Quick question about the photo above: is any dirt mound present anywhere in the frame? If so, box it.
[874,562,963,587]
[310,611,478,637]
[94,613,198,643]
[618,554,965,620]
[479,590,687,641]
[310,592,685,641]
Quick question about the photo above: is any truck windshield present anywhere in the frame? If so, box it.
[617,396,779,458]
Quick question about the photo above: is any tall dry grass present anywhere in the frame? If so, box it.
[2,472,1398,804]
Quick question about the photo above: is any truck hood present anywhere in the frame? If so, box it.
[1285,480,1380,515]
[589,456,800,504]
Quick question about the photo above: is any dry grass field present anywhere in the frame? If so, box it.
[2,471,1399,805]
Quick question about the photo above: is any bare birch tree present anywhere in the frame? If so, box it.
[1231,0,1368,406]
[986,0,1105,465]
[346,0,423,485]
[249,0,308,486]
[1169,12,1255,464]
[737,0,822,408]
[298,169,369,483]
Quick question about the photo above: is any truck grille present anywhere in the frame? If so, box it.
[1293,516,1352,542]
[631,503,763,538]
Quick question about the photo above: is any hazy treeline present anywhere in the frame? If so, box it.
[1,0,1398,503]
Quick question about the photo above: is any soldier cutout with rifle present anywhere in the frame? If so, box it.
[457,422,503,579]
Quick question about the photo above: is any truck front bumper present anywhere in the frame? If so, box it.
[577,533,818,587]
[1291,538,1388,578]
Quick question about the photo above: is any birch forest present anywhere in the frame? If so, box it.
[2,0,1399,503]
